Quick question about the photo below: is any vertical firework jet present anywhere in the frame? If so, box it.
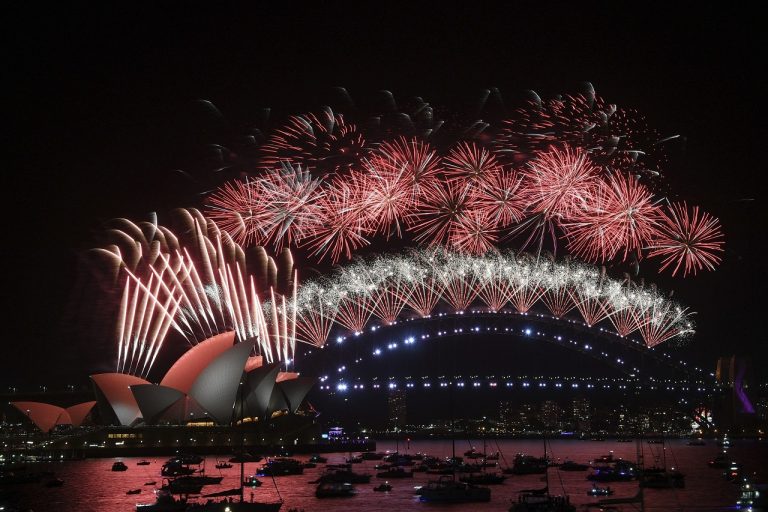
[96,209,299,377]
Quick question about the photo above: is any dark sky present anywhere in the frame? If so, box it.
[4,4,766,387]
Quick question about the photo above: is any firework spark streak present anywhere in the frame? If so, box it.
[292,249,694,348]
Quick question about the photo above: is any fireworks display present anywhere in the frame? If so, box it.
[203,84,723,275]
[94,209,298,377]
[293,249,694,348]
[94,85,723,375]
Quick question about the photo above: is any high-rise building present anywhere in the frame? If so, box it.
[572,398,591,433]
[499,401,514,432]
[387,389,407,431]
[540,400,560,430]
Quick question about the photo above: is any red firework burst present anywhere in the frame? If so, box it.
[565,173,661,262]
[648,201,724,277]
[260,109,367,173]
[451,210,498,255]
[300,178,371,263]
[354,159,414,238]
[443,142,501,189]
[407,180,476,247]
[519,145,600,221]
[253,164,325,251]
[206,179,263,245]
[373,137,440,198]
[476,169,525,227]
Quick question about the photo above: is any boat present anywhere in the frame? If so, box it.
[686,439,706,446]
[346,456,363,464]
[458,472,506,485]
[616,438,633,443]
[736,476,768,509]
[172,475,224,486]
[127,489,142,495]
[639,469,685,488]
[229,453,262,464]
[559,460,589,471]
[135,489,187,512]
[112,461,128,472]
[161,462,195,477]
[137,460,151,466]
[416,475,491,503]
[308,454,327,463]
[315,482,357,498]
[301,462,316,469]
[145,481,157,486]
[256,458,303,476]
[161,478,203,495]
[373,482,393,492]
[587,461,637,482]
[376,467,413,478]
[509,488,577,512]
[587,484,614,496]
[45,478,64,487]
[167,454,203,466]
[313,469,372,484]
[486,451,500,461]
[717,434,731,448]
[508,454,548,475]
[215,461,233,470]
[464,448,486,459]
[243,476,262,487]
[360,451,385,460]
[647,439,663,444]
[592,452,615,463]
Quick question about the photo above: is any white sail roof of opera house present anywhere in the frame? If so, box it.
[92,332,315,426]
[11,401,96,432]
[90,373,150,426]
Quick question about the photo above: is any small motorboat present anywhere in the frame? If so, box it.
[592,452,615,463]
[347,456,363,464]
[135,489,187,511]
[587,485,614,496]
[45,478,64,487]
[243,475,263,487]
[316,481,357,498]
[112,461,128,472]
[137,460,151,466]
[373,482,393,492]
[559,460,589,471]
[302,462,317,469]
[144,481,157,486]
[309,454,328,463]
[377,467,414,478]
[127,489,142,495]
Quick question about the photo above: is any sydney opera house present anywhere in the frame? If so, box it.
[9,333,318,453]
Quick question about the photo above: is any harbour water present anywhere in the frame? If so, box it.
[4,438,766,511]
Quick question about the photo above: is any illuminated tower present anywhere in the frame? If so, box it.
[388,389,407,431]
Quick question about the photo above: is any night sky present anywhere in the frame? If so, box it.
[4,4,766,387]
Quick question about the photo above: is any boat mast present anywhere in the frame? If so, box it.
[543,434,549,492]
